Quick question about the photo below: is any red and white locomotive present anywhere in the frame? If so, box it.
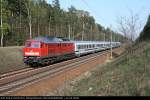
[23,36,120,67]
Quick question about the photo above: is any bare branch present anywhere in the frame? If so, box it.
[117,10,142,42]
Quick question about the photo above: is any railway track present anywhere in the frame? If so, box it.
[0,50,110,96]
[0,68,33,79]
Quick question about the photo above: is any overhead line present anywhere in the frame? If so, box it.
[81,0,106,24]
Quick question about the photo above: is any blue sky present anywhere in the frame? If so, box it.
[47,0,150,35]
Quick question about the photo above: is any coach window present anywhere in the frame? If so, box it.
[84,45,86,49]
[78,45,80,49]
[82,45,84,49]
[80,45,82,49]
[92,44,94,48]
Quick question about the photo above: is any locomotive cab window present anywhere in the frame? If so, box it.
[25,41,31,47]
[25,41,41,48]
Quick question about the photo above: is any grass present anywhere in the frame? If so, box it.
[0,46,27,74]
[66,42,150,96]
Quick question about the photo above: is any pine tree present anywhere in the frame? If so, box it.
[139,15,150,41]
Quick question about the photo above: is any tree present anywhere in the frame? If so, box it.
[139,15,150,41]
[52,0,60,9]
[117,10,142,42]
[0,0,125,46]
[0,0,10,47]
[68,5,76,13]
[34,0,49,36]
[24,0,33,39]
[0,0,3,47]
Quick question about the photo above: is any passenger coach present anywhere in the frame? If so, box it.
[73,41,120,56]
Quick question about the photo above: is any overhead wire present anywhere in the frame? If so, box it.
[81,0,106,24]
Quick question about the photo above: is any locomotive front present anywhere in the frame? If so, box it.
[23,40,43,66]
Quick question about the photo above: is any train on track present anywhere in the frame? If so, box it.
[23,36,121,67]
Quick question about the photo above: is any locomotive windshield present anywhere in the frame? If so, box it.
[25,41,41,48]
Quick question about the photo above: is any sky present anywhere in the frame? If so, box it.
[47,0,150,36]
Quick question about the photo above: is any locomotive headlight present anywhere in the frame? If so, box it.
[25,52,39,56]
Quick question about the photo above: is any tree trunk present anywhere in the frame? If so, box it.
[25,1,32,39]
[49,16,51,36]
[29,15,32,39]
[82,23,85,41]
[68,24,71,39]
[1,0,3,47]
[37,18,40,36]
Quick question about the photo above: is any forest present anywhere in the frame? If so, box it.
[138,15,150,41]
[0,0,125,47]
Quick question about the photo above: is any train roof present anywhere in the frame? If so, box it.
[28,36,120,44]
[29,36,72,43]
[72,41,120,44]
